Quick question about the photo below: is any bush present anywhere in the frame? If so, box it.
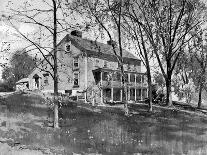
[0,82,14,92]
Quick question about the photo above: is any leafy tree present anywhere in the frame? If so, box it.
[1,67,15,91]
[2,49,35,89]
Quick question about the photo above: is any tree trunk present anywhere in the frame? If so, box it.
[123,82,129,115]
[147,71,152,112]
[197,83,203,109]
[166,78,172,106]
[52,0,59,128]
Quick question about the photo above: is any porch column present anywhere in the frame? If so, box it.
[101,72,103,85]
[84,57,88,103]
[140,74,143,100]
[101,72,103,104]
[128,88,130,101]
[135,74,137,101]
[111,87,114,101]
[146,89,148,98]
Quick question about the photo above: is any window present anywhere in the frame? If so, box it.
[103,60,107,68]
[136,74,142,83]
[130,74,135,82]
[127,64,130,70]
[122,73,128,82]
[142,89,147,99]
[102,72,109,81]
[142,75,145,83]
[65,90,72,95]
[130,88,135,100]
[73,72,79,87]
[65,42,71,53]
[130,65,135,71]
[136,89,141,100]
[113,72,121,81]
[73,57,79,69]
[43,73,49,85]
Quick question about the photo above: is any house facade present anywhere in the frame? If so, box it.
[26,31,148,104]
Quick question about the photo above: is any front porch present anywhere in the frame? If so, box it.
[92,68,148,104]
[102,87,148,104]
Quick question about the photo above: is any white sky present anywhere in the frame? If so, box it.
[0,0,207,79]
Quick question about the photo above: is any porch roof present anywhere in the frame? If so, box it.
[16,78,29,84]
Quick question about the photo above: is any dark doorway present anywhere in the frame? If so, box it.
[33,74,40,89]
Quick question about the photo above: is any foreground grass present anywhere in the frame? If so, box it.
[0,92,207,154]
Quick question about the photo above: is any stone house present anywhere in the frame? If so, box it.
[26,31,148,104]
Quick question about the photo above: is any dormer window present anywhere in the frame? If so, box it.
[73,57,79,69]
[73,72,79,87]
[131,65,135,71]
[43,73,49,85]
[127,64,130,71]
[65,42,71,53]
[103,60,107,68]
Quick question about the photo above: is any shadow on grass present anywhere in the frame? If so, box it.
[53,103,207,154]
[1,93,207,154]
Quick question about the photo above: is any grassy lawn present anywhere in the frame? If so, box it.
[0,92,207,154]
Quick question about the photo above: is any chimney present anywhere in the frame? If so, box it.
[107,40,116,46]
[71,30,82,38]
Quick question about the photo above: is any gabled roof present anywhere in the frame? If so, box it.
[58,34,140,64]
[38,34,140,66]
[16,78,29,84]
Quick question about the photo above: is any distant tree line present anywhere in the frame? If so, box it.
[72,0,206,109]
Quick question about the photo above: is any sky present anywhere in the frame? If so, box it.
[0,0,117,72]
[0,0,207,79]
[0,0,60,78]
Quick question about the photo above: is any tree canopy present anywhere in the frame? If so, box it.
[1,49,35,90]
